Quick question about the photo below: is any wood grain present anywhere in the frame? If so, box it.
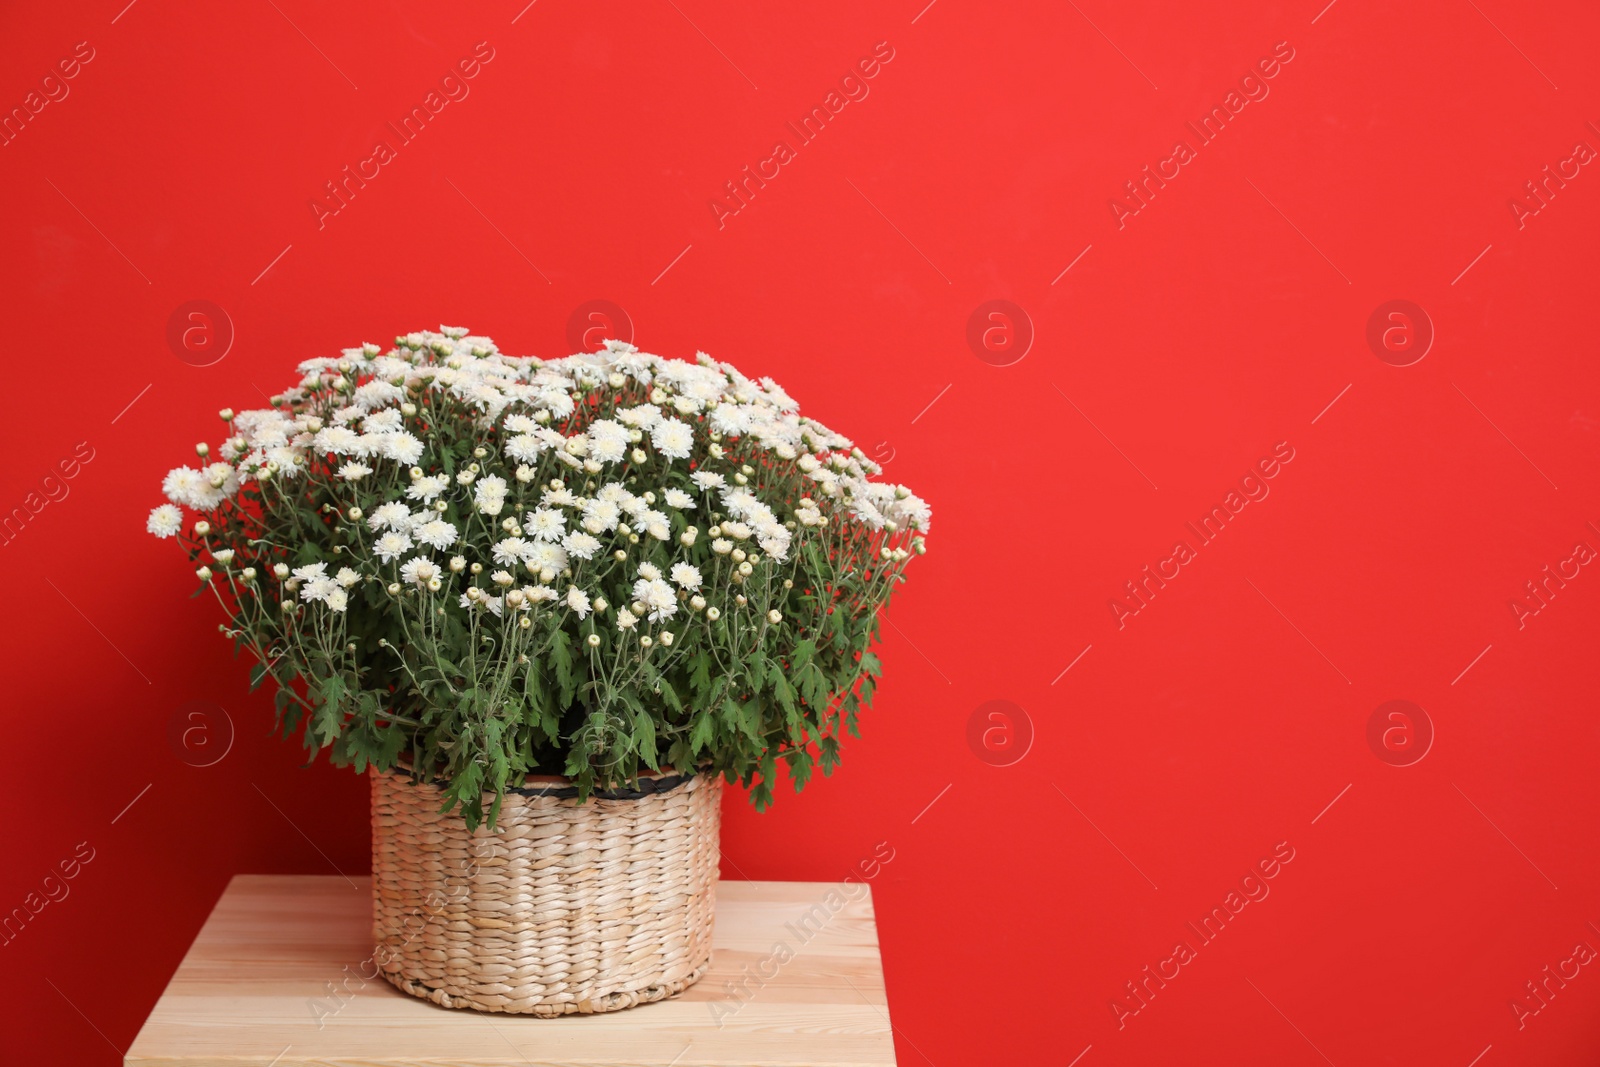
[125,875,897,1067]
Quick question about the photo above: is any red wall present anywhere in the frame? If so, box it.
[4,1,1600,1064]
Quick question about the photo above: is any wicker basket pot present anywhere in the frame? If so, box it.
[370,768,721,1016]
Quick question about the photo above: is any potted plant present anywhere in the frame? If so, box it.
[147,327,930,1016]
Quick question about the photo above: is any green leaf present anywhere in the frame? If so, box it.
[689,711,715,755]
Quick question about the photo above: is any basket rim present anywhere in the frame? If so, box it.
[377,765,713,801]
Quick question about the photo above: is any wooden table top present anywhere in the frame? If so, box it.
[126,874,897,1066]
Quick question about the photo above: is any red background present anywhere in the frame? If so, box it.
[3,0,1599,1063]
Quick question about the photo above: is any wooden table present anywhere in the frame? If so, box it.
[126,875,897,1066]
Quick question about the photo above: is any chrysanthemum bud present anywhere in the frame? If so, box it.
[434,499,448,512]
[449,556,466,572]
[195,443,210,457]
[519,616,532,630]
[515,465,535,483]
[706,606,721,621]
[273,563,290,579]
[690,594,706,610]
[593,597,608,612]
[731,549,746,563]
[347,506,362,520]
[660,631,674,646]
[401,402,418,416]
[194,520,211,536]
[196,566,212,581]
[457,470,476,485]
[473,447,487,458]
[631,448,647,464]
[410,466,423,480]
[470,562,483,574]
[387,582,401,594]
[426,577,442,592]
[738,561,753,576]
[587,633,602,647]
[613,550,627,562]
[218,408,235,421]
[734,473,748,485]
[640,635,653,648]
[346,642,357,652]
[242,567,257,581]
[783,578,793,589]
[608,372,625,387]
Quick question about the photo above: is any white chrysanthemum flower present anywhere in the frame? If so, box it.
[708,405,748,436]
[407,474,449,502]
[796,505,823,526]
[312,426,363,455]
[415,519,459,550]
[638,562,662,581]
[492,537,533,566]
[368,502,412,531]
[650,417,694,460]
[691,470,725,491]
[670,562,702,590]
[162,466,211,509]
[632,577,677,622]
[542,485,577,508]
[326,588,348,612]
[566,587,591,619]
[399,557,441,586]
[361,409,404,434]
[146,504,183,538]
[300,575,338,603]
[504,413,540,434]
[336,567,360,587]
[615,404,661,429]
[663,488,694,509]
[378,433,423,465]
[711,538,733,555]
[722,520,751,541]
[522,584,558,603]
[474,475,508,515]
[525,542,568,573]
[616,607,639,630]
[562,531,601,559]
[505,434,546,463]
[374,530,413,563]
[525,508,566,542]
[580,497,621,534]
[640,510,671,540]
[587,419,630,464]
[338,462,373,480]
[756,522,791,561]
[292,562,328,583]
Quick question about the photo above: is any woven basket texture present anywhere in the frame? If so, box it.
[370,768,721,1016]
